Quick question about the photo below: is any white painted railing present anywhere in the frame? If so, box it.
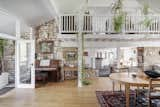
[60,15,160,34]
[60,15,78,33]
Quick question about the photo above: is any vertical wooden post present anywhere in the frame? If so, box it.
[82,34,85,80]
[125,83,130,107]
[30,27,35,88]
[78,15,83,87]
[117,47,121,68]
[77,34,83,87]
[15,20,20,88]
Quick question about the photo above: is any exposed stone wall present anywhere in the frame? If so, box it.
[35,19,64,81]
[35,19,61,60]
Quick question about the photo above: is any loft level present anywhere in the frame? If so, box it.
[60,15,160,34]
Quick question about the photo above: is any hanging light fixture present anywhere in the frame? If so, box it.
[84,0,90,14]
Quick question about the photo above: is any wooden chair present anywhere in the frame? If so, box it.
[148,78,160,107]
[137,78,160,107]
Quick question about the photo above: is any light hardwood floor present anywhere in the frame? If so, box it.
[0,77,118,107]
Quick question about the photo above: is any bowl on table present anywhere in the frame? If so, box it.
[132,74,137,78]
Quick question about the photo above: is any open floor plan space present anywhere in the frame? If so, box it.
[1,0,160,107]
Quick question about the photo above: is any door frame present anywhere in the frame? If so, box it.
[15,39,35,88]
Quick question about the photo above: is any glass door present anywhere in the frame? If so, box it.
[16,40,35,88]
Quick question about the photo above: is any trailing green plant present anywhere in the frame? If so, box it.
[142,17,152,28]
[0,39,7,74]
[141,3,152,28]
[81,71,91,86]
[80,34,91,86]
[82,79,91,85]
[113,13,125,33]
[142,3,149,15]
[112,0,125,33]
[0,39,6,57]
[112,0,123,13]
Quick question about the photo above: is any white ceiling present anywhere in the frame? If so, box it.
[0,10,16,36]
[53,0,142,14]
[0,0,57,36]
[138,0,160,13]
[53,0,160,14]
[0,0,57,27]
[53,0,114,14]
[53,0,85,14]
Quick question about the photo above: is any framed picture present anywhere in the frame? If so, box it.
[83,51,88,56]
[64,51,77,61]
[39,41,54,54]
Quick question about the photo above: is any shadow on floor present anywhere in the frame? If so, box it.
[0,87,14,95]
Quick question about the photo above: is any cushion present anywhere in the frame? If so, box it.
[144,70,160,78]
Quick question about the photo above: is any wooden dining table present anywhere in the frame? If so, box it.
[109,72,150,107]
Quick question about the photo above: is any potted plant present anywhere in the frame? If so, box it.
[0,39,6,75]
[113,13,125,33]
[141,3,152,29]
[112,0,125,33]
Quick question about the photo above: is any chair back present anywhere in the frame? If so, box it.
[148,78,160,107]
[149,78,160,93]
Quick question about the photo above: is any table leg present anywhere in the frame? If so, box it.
[120,84,122,91]
[125,83,130,107]
[112,81,115,92]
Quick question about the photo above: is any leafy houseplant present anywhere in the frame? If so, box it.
[141,3,152,28]
[0,39,6,74]
[112,0,125,33]
[0,40,4,56]
[113,13,125,33]
[142,3,149,15]
[142,17,152,28]
[82,79,91,85]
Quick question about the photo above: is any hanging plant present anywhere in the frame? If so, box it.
[142,17,152,28]
[142,3,149,15]
[82,79,91,85]
[81,34,91,86]
[0,39,5,57]
[81,71,91,86]
[113,13,125,33]
[112,0,125,33]
[141,3,152,29]
[0,39,7,57]
[112,0,123,13]
[0,39,6,74]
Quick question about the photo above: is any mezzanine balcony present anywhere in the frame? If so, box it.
[60,15,160,35]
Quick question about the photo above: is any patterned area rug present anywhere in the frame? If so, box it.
[96,91,136,107]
